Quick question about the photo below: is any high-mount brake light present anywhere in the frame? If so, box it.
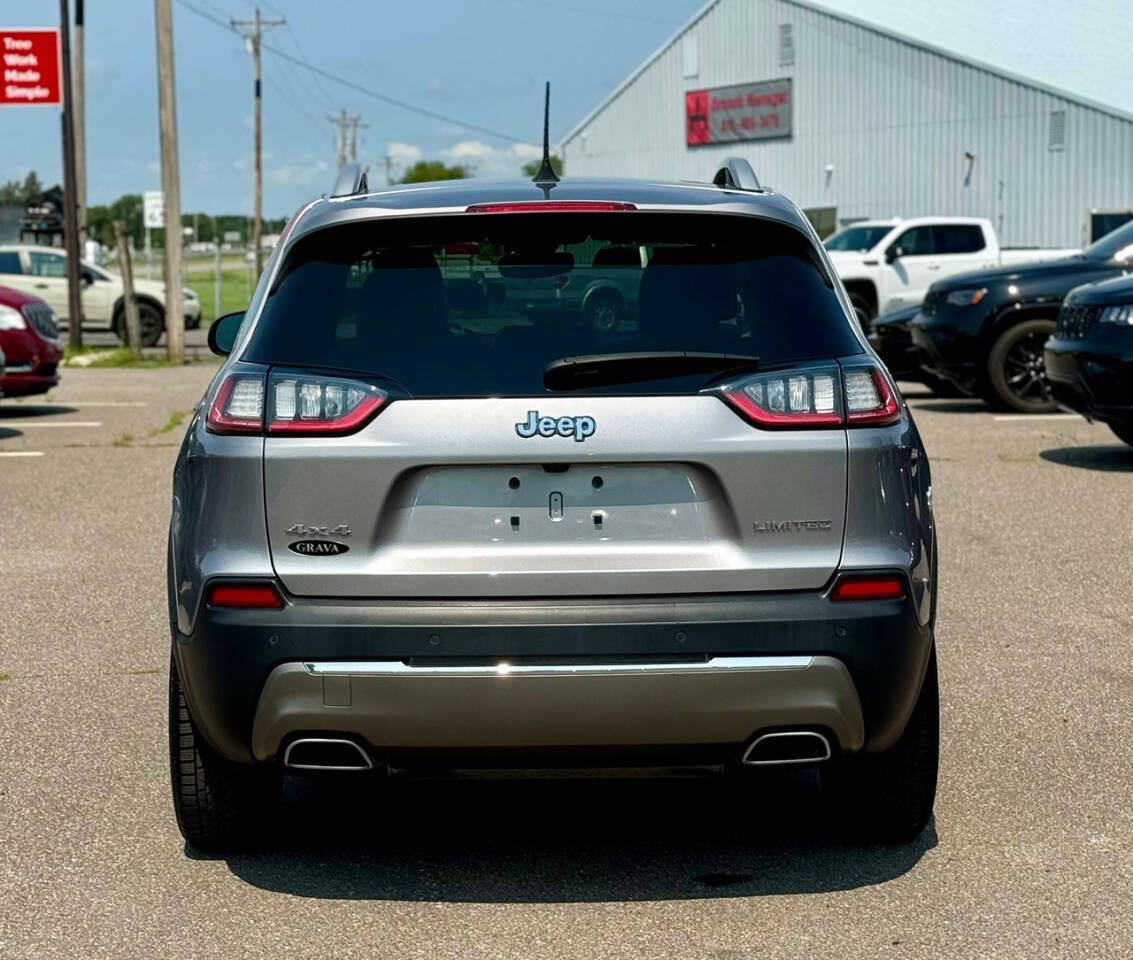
[207,374,266,434]
[206,371,388,436]
[465,201,637,214]
[844,367,900,426]
[720,366,843,429]
[206,582,285,610]
[830,573,907,602]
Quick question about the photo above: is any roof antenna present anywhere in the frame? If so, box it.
[532,81,560,187]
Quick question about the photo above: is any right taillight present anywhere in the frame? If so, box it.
[720,364,844,428]
[206,369,389,436]
[718,363,899,429]
[843,367,900,426]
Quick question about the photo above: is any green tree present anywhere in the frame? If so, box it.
[398,161,469,184]
[521,154,563,178]
[0,170,45,204]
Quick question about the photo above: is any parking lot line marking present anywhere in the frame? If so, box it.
[0,451,45,457]
[993,414,1081,422]
[0,420,103,428]
[40,401,147,407]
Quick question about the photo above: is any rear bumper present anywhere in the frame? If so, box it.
[252,655,864,763]
[910,315,983,393]
[172,587,934,765]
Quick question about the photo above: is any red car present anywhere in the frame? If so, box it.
[0,284,63,397]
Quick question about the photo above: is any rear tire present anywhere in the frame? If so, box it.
[1110,424,1133,448]
[821,646,939,844]
[168,654,280,851]
[985,318,1058,412]
[115,301,166,348]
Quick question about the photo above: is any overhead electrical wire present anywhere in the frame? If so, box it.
[173,0,535,144]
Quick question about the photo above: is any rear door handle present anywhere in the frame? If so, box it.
[926,262,941,270]
[35,282,50,289]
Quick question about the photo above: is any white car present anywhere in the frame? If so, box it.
[824,218,1079,327]
[0,244,201,347]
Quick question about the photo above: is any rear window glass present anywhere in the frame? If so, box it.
[244,213,862,397]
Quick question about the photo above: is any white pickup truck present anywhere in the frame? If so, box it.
[823,217,1079,326]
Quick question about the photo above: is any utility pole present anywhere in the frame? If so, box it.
[154,0,185,363]
[73,0,86,248]
[329,110,365,168]
[231,8,284,277]
[59,0,83,349]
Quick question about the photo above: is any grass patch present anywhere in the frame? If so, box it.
[0,672,10,683]
[149,409,189,437]
[112,432,134,447]
[65,346,174,368]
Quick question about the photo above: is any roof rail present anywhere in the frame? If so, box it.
[330,163,369,198]
[713,157,761,192]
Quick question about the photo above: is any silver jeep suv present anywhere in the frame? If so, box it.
[168,162,938,849]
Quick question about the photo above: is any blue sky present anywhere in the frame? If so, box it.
[4,0,1129,217]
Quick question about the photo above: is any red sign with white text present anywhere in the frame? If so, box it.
[686,78,792,146]
[1,28,62,106]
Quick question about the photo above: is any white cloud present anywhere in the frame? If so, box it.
[441,140,541,177]
[386,141,423,167]
[383,139,542,179]
[265,158,330,187]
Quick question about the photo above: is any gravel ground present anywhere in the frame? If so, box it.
[1,368,1131,959]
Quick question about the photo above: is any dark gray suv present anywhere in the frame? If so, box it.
[169,163,939,849]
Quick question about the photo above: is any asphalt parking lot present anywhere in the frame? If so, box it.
[1,366,1131,959]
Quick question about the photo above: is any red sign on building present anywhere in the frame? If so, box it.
[686,78,792,147]
[1,28,62,107]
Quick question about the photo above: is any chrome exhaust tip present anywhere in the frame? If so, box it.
[282,737,373,771]
[741,730,832,766]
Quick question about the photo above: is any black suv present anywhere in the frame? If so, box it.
[911,221,1133,412]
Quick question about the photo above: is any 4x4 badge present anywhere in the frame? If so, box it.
[515,410,596,442]
[285,523,351,538]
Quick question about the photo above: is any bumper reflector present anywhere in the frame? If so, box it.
[830,573,906,602]
[206,582,285,610]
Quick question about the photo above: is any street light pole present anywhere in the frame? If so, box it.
[58,0,83,349]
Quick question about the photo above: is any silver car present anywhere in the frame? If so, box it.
[168,162,938,849]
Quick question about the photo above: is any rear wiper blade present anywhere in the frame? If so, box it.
[543,351,760,391]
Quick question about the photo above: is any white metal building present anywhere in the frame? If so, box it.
[561,0,1133,246]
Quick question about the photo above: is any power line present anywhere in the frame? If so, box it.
[173,0,534,144]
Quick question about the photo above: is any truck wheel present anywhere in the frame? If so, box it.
[1110,424,1133,448]
[821,646,939,844]
[849,294,873,333]
[169,653,279,851]
[585,291,624,332]
[985,318,1058,412]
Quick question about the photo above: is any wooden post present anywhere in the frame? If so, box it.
[58,0,84,349]
[114,221,141,358]
[74,0,86,246]
[154,0,185,363]
[231,8,284,278]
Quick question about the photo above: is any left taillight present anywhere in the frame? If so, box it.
[206,582,285,610]
[206,370,388,436]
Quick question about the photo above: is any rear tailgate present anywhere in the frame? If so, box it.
[264,395,846,597]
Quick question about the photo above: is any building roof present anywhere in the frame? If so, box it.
[562,0,1133,146]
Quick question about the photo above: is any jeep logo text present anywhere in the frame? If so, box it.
[515,410,596,442]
